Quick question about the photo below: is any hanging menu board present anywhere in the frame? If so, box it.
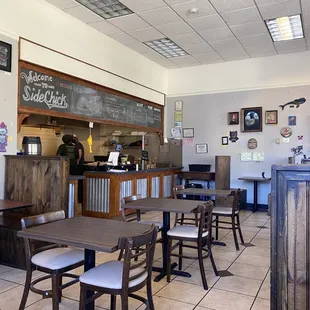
[19,64,163,131]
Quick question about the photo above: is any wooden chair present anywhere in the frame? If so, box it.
[212,190,244,250]
[167,201,218,290]
[19,211,84,310]
[79,225,158,310]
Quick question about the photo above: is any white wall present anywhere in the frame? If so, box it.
[168,52,310,97]
[166,85,310,205]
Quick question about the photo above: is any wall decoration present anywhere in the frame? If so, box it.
[196,143,208,153]
[291,146,303,156]
[283,138,290,143]
[183,128,194,138]
[175,122,182,127]
[229,131,239,142]
[280,127,292,138]
[279,97,306,110]
[228,112,239,125]
[288,116,296,126]
[253,152,264,161]
[175,100,183,111]
[171,128,182,138]
[241,107,263,132]
[174,111,182,122]
[222,136,229,145]
[0,122,8,152]
[275,138,280,144]
[265,110,278,124]
[183,138,194,146]
[298,135,303,141]
[240,152,252,161]
[248,138,258,149]
[0,41,12,72]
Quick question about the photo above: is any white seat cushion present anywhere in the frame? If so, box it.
[167,225,208,239]
[213,207,236,215]
[138,220,163,229]
[31,248,84,270]
[79,260,147,289]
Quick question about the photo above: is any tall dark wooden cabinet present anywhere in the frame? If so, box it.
[271,165,310,310]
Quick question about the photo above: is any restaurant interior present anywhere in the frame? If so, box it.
[0,0,310,309]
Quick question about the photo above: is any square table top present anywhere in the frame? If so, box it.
[0,199,33,212]
[17,216,151,253]
[238,176,271,182]
[177,188,231,197]
[124,198,201,214]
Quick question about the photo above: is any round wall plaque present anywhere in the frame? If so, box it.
[248,138,258,149]
[280,127,292,138]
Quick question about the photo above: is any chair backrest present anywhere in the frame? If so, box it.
[121,194,142,222]
[173,185,185,199]
[230,189,242,215]
[197,201,214,241]
[21,211,66,267]
[118,225,157,291]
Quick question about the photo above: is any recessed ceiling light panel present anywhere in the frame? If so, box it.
[144,38,188,58]
[76,0,133,19]
[266,14,304,42]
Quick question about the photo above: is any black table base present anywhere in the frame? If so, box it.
[153,262,191,282]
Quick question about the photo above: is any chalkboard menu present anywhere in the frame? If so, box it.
[19,65,163,130]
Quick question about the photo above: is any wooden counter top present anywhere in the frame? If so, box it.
[0,200,33,212]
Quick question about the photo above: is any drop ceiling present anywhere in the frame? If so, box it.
[45,0,310,68]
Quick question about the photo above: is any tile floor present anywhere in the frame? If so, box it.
[0,210,271,310]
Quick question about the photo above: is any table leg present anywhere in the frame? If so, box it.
[153,211,191,282]
[84,249,96,310]
[253,181,258,212]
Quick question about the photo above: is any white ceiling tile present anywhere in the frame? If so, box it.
[128,43,155,53]
[64,5,102,23]
[247,50,277,58]
[119,0,166,12]
[171,32,205,47]
[200,58,224,64]
[274,38,306,53]
[230,21,268,37]
[238,33,273,47]
[199,27,234,42]
[192,51,223,62]
[303,12,310,27]
[137,6,181,26]
[171,0,215,20]
[209,38,245,51]
[223,54,250,61]
[109,14,150,32]
[170,55,200,66]
[156,21,193,37]
[301,0,310,13]
[128,27,164,42]
[141,50,169,61]
[183,42,213,54]
[258,0,301,20]
[164,0,191,4]
[88,20,121,35]
[221,7,262,26]
[210,0,255,13]
[255,0,287,5]
[244,43,276,54]
[45,0,79,10]
[110,32,141,46]
[187,14,226,31]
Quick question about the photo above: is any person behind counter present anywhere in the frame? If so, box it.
[73,134,85,166]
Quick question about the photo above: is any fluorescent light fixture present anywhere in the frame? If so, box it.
[266,14,304,42]
[76,0,133,19]
[144,38,188,58]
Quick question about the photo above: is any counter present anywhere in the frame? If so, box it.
[82,167,182,218]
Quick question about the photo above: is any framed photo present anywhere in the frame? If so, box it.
[222,136,229,145]
[175,100,183,111]
[183,128,194,138]
[196,143,208,153]
[241,107,263,132]
[228,112,239,125]
[265,110,278,124]
[288,115,296,126]
[0,41,12,72]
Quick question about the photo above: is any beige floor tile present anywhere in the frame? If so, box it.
[63,282,80,301]
[195,307,214,310]
[258,281,270,300]
[191,258,232,271]
[138,276,169,294]
[199,288,255,310]
[174,267,219,287]
[0,268,43,285]
[156,280,207,305]
[220,232,255,244]
[251,297,270,310]
[228,262,268,281]
[214,241,244,252]
[251,237,270,248]
[243,246,270,258]
[95,292,145,309]
[0,278,20,294]
[96,251,120,264]
[214,276,262,297]
[0,265,13,274]
[137,295,195,310]
[0,284,42,309]
[212,248,242,263]
[235,253,270,268]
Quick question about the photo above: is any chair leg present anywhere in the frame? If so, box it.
[57,275,62,302]
[232,216,240,251]
[197,242,208,290]
[51,275,60,310]
[167,238,172,283]
[120,294,129,310]
[19,266,32,310]
[208,243,218,276]
[79,286,87,310]
[236,214,245,244]
[178,240,183,271]
[110,295,116,310]
[146,277,155,310]
[215,216,219,240]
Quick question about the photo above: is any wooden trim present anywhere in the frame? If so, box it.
[18,60,164,134]
[17,113,29,133]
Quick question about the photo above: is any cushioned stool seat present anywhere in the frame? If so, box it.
[167,225,209,238]
[31,248,84,270]
[79,261,147,289]
[213,207,237,215]
[139,220,163,229]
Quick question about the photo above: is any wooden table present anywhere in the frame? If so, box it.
[124,198,202,282]
[0,199,32,212]
[177,188,231,197]
[238,177,271,212]
[17,216,151,310]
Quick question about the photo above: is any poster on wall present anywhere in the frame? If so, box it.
[0,122,8,152]
[0,41,12,72]
[241,107,263,132]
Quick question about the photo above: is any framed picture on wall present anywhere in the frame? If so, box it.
[196,143,208,153]
[228,112,239,125]
[0,40,12,72]
[183,128,194,138]
[265,110,278,124]
[241,107,263,132]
